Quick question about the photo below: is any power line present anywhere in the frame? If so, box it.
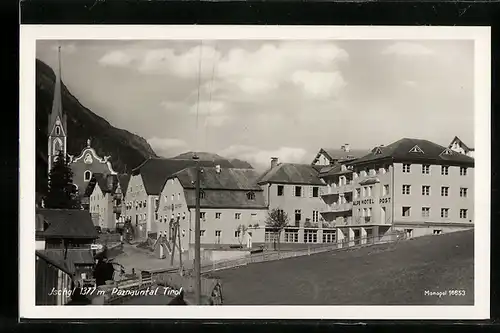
[204,41,219,154]
[195,40,204,154]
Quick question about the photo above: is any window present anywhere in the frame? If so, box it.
[433,230,442,235]
[215,230,221,237]
[215,212,221,219]
[460,209,468,219]
[441,208,449,218]
[200,230,205,237]
[460,187,468,197]
[312,210,319,223]
[383,184,389,196]
[409,145,424,153]
[144,200,147,207]
[284,229,299,243]
[355,188,361,198]
[422,185,430,196]
[171,194,174,201]
[199,191,205,199]
[235,213,241,220]
[84,170,92,181]
[277,185,284,196]
[362,187,366,197]
[368,186,373,196]
[55,126,61,135]
[402,206,411,217]
[422,207,430,218]
[304,230,318,243]
[422,165,430,174]
[295,186,302,197]
[441,166,449,175]
[265,229,278,243]
[155,213,158,220]
[234,230,241,238]
[200,212,206,220]
[177,193,180,200]
[322,230,336,243]
[247,192,255,200]
[402,164,411,173]
[402,185,411,195]
[294,209,301,225]
[312,187,319,197]
[441,187,449,197]
[460,167,468,176]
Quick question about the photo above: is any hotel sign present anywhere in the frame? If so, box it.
[353,197,391,206]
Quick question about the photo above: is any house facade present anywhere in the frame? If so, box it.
[123,157,237,241]
[88,173,128,231]
[257,159,331,246]
[319,138,475,243]
[156,166,268,251]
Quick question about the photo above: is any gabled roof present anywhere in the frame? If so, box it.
[318,164,353,177]
[257,163,324,185]
[449,136,474,151]
[118,174,131,196]
[313,148,369,164]
[36,249,95,275]
[36,209,99,239]
[132,158,237,195]
[346,138,475,167]
[173,167,262,191]
[183,189,267,209]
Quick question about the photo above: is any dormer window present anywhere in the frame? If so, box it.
[374,147,383,155]
[442,148,454,155]
[247,191,255,200]
[409,145,424,153]
[200,190,205,199]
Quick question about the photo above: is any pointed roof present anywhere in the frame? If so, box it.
[132,158,237,195]
[36,208,99,239]
[118,174,131,196]
[449,136,474,152]
[312,148,369,164]
[257,163,324,185]
[49,46,65,133]
[346,138,474,167]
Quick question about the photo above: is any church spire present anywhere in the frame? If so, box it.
[48,44,68,176]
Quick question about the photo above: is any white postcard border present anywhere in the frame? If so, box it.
[19,25,491,320]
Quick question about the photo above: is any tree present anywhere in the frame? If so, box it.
[236,224,248,248]
[265,208,289,256]
[45,150,79,209]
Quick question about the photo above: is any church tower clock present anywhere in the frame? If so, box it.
[47,45,68,175]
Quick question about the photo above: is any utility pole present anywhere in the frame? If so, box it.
[193,153,201,305]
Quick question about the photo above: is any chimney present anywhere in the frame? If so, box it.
[271,157,279,169]
[215,165,221,174]
[343,144,350,153]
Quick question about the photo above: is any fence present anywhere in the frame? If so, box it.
[197,230,406,274]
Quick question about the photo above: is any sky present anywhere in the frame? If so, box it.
[36,39,474,171]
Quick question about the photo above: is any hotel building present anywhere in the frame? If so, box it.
[320,138,474,243]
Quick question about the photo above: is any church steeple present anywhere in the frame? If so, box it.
[47,45,68,174]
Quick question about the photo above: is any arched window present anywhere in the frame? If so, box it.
[84,170,92,182]
[53,139,62,154]
[246,191,255,200]
[55,126,61,135]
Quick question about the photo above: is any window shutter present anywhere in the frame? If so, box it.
[309,186,313,198]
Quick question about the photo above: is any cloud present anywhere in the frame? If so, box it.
[99,50,134,67]
[382,42,434,56]
[189,100,227,116]
[291,71,346,98]
[160,101,186,111]
[148,137,188,157]
[219,145,308,170]
[403,80,417,87]
[98,41,349,99]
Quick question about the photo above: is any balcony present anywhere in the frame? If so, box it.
[321,182,353,198]
[321,202,353,215]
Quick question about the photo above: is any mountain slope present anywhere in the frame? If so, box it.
[172,151,254,169]
[36,59,158,195]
